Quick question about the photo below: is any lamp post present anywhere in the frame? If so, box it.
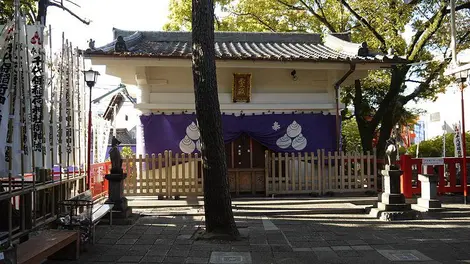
[83,69,100,190]
[456,70,468,203]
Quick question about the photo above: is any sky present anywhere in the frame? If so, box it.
[46,0,470,138]
[47,0,171,96]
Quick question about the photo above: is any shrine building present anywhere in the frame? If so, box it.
[84,29,406,169]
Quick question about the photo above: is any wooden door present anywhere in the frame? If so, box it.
[225,134,267,195]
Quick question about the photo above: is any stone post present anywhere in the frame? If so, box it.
[369,167,421,221]
[411,174,442,212]
[105,173,132,219]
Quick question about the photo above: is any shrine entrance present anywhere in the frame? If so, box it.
[225,133,267,195]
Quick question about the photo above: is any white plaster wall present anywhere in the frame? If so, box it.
[145,67,330,93]
[131,66,365,113]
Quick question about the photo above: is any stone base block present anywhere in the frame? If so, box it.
[411,198,443,213]
[380,193,405,204]
[369,207,421,221]
[377,202,411,211]
[416,198,441,209]
[411,204,444,213]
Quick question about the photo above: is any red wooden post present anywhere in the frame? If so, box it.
[438,165,445,195]
[401,154,413,198]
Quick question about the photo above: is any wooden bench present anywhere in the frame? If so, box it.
[17,230,79,264]
[90,201,114,244]
[57,190,113,244]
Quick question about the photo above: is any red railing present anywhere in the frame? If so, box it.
[400,155,469,198]
[90,162,110,200]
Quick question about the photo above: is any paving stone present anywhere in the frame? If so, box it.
[271,245,292,252]
[331,246,352,251]
[347,240,367,246]
[231,245,251,252]
[97,254,121,262]
[273,252,318,264]
[290,242,311,248]
[377,250,433,262]
[209,252,252,264]
[117,255,143,262]
[141,255,165,262]
[146,249,169,256]
[313,250,340,262]
[327,240,349,246]
[136,238,157,245]
[167,249,190,257]
[312,247,333,252]
[185,257,210,263]
[116,239,138,245]
[293,248,312,252]
[189,250,212,258]
[351,245,374,251]
[97,238,118,245]
[154,238,176,245]
[163,256,187,263]
[130,244,153,252]
[249,245,271,252]
[308,241,330,247]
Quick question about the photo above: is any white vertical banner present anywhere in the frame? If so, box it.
[46,25,56,168]
[0,22,16,177]
[29,22,46,168]
[73,48,81,171]
[41,25,51,169]
[101,120,111,163]
[19,17,32,174]
[65,41,73,168]
[10,18,22,177]
[59,38,67,169]
[81,57,88,172]
[454,122,463,157]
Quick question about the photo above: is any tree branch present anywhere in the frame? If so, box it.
[401,64,445,104]
[275,0,305,10]
[406,29,424,58]
[408,1,470,61]
[339,0,387,52]
[230,12,276,32]
[276,0,337,32]
[47,1,89,25]
[20,1,36,22]
[298,0,337,33]
[404,79,426,84]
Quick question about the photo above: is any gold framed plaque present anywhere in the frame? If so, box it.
[232,73,251,103]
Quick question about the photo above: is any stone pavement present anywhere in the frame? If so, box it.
[45,199,470,264]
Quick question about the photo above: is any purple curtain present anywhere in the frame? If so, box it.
[140,113,336,155]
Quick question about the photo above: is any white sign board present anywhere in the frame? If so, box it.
[430,112,441,122]
[422,158,444,166]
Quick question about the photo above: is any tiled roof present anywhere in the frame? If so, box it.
[84,29,407,64]
[108,128,136,145]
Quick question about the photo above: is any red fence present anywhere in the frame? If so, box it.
[400,155,469,198]
[90,162,110,200]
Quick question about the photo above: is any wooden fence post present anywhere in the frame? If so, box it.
[400,154,413,198]
[265,150,269,197]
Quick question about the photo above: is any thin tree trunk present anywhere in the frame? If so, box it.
[191,0,239,238]
[37,0,48,24]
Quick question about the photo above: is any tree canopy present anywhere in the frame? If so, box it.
[166,0,470,157]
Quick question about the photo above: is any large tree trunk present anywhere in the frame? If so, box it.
[191,0,239,238]
[357,119,374,154]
